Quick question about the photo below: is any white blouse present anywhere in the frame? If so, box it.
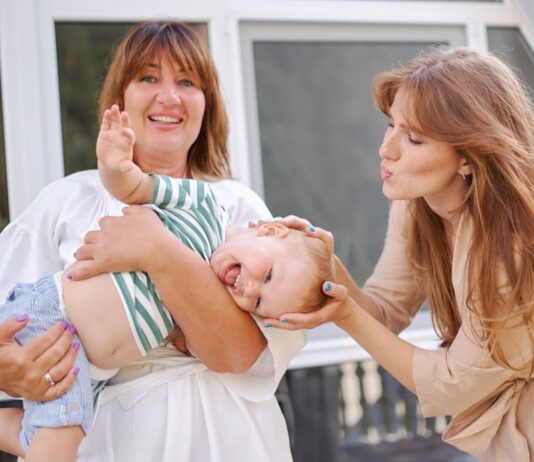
[0,170,305,462]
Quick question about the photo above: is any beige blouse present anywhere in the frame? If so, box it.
[364,200,534,462]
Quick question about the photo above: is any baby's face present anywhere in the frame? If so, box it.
[210,224,315,319]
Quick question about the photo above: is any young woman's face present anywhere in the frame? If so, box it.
[379,87,468,211]
[123,53,206,177]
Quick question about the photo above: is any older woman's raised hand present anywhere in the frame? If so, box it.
[261,281,355,331]
[69,205,175,280]
[0,317,78,401]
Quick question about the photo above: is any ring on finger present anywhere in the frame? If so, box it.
[44,372,56,387]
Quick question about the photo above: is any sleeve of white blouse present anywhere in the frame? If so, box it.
[211,180,307,401]
[0,171,113,301]
[363,200,426,333]
[0,187,65,300]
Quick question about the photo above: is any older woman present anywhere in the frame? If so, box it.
[0,22,303,461]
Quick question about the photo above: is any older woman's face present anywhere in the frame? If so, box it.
[123,53,206,176]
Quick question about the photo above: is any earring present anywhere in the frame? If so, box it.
[460,172,466,180]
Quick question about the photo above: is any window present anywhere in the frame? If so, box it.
[242,24,465,285]
[488,27,534,97]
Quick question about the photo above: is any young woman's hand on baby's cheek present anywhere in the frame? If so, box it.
[262,281,353,331]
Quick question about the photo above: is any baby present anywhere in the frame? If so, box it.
[0,106,332,462]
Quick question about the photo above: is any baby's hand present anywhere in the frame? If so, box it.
[96,104,136,173]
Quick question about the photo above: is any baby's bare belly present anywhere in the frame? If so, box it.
[61,271,143,370]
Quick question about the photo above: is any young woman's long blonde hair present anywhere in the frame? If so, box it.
[373,47,534,368]
[99,22,230,180]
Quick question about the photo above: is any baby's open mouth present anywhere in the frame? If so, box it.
[220,263,241,290]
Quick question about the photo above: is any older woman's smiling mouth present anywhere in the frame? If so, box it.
[148,114,183,124]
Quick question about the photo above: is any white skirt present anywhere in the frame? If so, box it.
[77,351,293,462]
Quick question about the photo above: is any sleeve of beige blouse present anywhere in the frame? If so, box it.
[413,314,533,417]
[363,200,426,333]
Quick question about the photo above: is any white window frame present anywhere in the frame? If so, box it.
[0,0,532,368]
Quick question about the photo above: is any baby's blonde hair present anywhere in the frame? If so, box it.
[287,230,333,313]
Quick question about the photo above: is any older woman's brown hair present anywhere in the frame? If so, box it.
[373,47,534,369]
[99,22,230,180]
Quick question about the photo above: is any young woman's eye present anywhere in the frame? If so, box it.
[265,269,272,283]
[408,134,423,145]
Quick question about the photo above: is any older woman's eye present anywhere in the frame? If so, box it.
[140,75,156,83]
[179,78,194,87]
[265,269,272,283]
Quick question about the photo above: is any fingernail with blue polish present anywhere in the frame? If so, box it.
[264,323,272,328]
[17,314,28,323]
[309,226,316,232]
[280,319,288,324]
[324,282,332,292]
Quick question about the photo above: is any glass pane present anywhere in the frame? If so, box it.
[55,22,208,175]
[488,27,534,98]
[358,0,499,1]
[253,41,449,284]
[0,72,8,231]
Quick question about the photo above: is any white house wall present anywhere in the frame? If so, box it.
[0,0,531,217]
[0,0,532,367]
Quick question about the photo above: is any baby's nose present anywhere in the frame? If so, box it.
[244,278,261,296]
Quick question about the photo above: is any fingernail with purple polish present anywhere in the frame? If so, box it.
[62,320,70,329]
[67,273,73,280]
[17,314,28,322]
[73,367,80,376]
[68,326,77,335]
[73,343,81,351]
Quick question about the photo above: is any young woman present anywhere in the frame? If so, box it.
[262,48,534,461]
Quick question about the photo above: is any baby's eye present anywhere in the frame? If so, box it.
[254,298,261,310]
[265,269,272,283]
